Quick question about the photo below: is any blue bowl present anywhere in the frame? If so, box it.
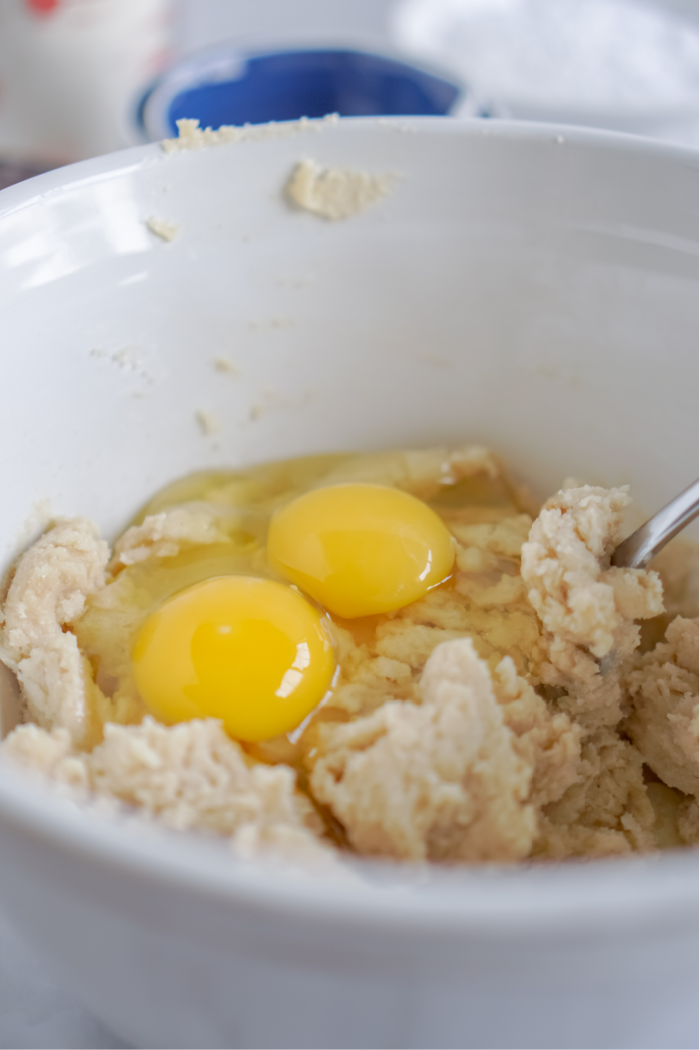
[138,46,464,140]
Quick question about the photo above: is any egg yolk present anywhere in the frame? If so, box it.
[132,576,335,742]
[267,483,455,618]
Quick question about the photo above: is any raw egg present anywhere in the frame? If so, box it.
[267,483,455,618]
[132,576,335,742]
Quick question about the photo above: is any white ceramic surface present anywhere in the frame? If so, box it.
[0,118,697,1050]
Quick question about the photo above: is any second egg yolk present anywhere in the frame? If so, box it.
[267,483,455,618]
[132,576,335,742]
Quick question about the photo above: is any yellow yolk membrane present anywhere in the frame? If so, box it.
[132,576,335,742]
[267,483,455,618]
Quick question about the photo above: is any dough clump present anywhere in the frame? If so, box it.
[161,115,339,153]
[624,616,698,797]
[0,520,108,747]
[310,638,536,862]
[3,716,329,864]
[286,159,397,221]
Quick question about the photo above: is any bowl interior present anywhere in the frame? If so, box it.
[1,118,696,551]
[0,117,697,915]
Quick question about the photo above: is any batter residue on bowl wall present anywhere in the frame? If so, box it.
[0,447,697,866]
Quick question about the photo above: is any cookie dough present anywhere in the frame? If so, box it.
[1,448,697,864]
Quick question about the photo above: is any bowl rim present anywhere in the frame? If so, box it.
[0,115,697,940]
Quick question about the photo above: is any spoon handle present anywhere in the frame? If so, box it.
[611,480,699,570]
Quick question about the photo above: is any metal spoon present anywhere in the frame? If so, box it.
[611,480,699,569]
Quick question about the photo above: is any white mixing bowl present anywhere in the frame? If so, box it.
[0,118,697,1050]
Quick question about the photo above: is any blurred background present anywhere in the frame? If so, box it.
[180,0,700,48]
[0,0,697,192]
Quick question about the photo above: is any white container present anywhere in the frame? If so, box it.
[0,118,697,1050]
[0,0,172,165]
